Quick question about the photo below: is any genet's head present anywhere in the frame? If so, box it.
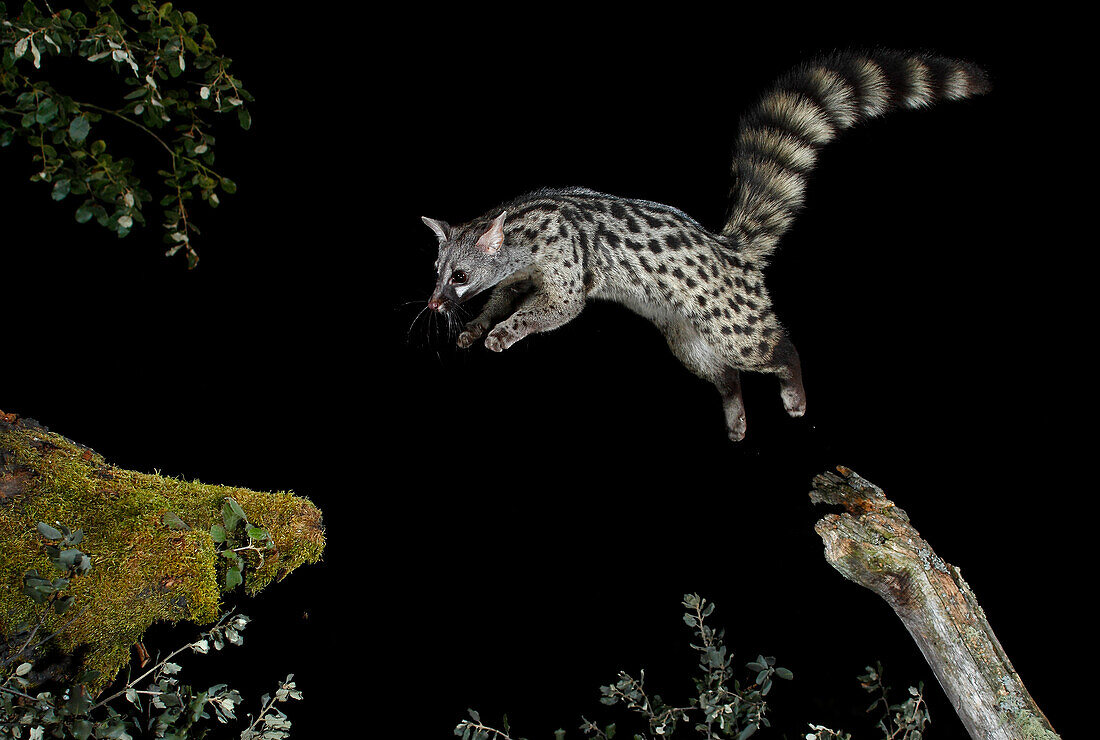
[422,211,508,312]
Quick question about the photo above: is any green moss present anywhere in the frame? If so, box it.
[1,415,325,688]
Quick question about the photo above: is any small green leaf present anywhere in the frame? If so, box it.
[69,115,91,142]
[75,669,101,685]
[35,97,58,124]
[58,548,86,569]
[37,522,63,540]
[210,523,226,542]
[225,566,242,590]
[71,719,93,740]
[237,106,251,130]
[54,595,75,614]
[222,499,243,530]
[52,179,71,201]
[163,511,189,530]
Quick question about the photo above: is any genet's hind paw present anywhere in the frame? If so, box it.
[726,413,747,442]
[781,386,806,418]
[782,395,806,418]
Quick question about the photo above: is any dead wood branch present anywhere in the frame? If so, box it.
[810,466,1059,740]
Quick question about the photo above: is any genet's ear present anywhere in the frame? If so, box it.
[421,216,452,243]
[475,211,507,254]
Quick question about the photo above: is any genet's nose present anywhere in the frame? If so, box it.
[428,297,444,312]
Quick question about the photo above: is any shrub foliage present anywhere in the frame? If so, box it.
[1,0,252,267]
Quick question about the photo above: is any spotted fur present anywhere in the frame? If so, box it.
[422,50,989,440]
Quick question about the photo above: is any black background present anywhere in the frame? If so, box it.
[1,5,1084,739]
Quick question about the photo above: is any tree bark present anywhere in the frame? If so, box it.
[810,466,1059,740]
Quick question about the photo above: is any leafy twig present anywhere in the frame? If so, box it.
[1,0,252,266]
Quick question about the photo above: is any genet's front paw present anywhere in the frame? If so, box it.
[484,325,521,352]
[457,322,485,349]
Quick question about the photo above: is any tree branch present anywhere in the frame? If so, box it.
[810,466,1059,740]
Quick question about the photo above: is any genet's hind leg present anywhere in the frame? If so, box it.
[717,367,747,442]
[771,334,806,417]
[661,319,749,441]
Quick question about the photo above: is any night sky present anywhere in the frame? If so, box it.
[2,5,1082,739]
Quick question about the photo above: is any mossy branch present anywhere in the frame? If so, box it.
[0,409,324,689]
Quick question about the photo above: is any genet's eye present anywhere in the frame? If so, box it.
[450,270,468,285]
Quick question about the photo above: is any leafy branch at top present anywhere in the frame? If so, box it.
[1,0,253,267]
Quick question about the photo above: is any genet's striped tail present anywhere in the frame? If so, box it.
[721,49,990,257]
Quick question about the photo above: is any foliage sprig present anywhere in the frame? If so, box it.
[207,496,275,591]
[586,593,792,740]
[1,0,252,267]
[457,595,933,740]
